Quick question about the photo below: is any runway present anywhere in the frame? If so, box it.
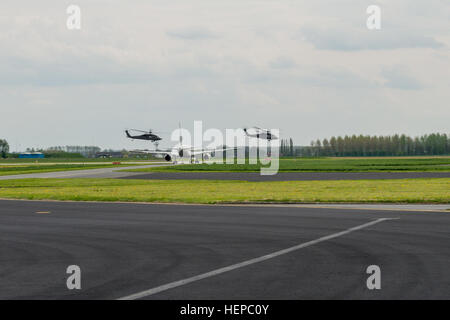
[1,163,449,181]
[0,164,171,180]
[1,199,449,299]
[120,171,450,181]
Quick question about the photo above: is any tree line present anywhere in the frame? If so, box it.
[280,138,295,156]
[0,139,9,158]
[305,133,450,157]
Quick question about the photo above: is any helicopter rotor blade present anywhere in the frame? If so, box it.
[129,129,150,134]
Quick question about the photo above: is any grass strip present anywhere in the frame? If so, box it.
[0,178,448,204]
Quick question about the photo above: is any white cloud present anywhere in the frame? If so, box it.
[381,66,423,90]
[166,26,219,40]
[269,57,296,69]
[300,26,444,51]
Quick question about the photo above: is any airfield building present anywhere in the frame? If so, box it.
[18,152,45,159]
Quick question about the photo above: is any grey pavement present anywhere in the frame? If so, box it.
[1,199,449,299]
[0,164,172,180]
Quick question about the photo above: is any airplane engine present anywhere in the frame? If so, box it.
[203,153,211,160]
[164,154,172,162]
[178,149,184,157]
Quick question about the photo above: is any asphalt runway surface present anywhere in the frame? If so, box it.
[121,171,450,181]
[0,164,170,180]
[1,199,449,299]
[2,163,449,181]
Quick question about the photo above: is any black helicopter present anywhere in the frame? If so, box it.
[125,129,162,142]
[243,126,278,141]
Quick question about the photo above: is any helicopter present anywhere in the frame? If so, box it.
[243,126,278,141]
[125,129,162,143]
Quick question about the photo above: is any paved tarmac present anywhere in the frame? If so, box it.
[0,164,171,180]
[1,199,449,299]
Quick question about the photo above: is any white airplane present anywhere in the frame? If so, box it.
[131,125,236,164]
[243,126,278,141]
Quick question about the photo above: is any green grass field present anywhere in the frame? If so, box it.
[125,157,450,173]
[0,163,142,176]
[0,178,448,204]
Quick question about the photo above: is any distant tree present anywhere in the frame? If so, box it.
[309,133,449,157]
[315,139,321,157]
[289,138,294,156]
[0,139,9,158]
[310,140,316,156]
[322,138,330,156]
[329,136,337,156]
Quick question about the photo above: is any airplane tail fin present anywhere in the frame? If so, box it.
[179,122,182,145]
[125,130,132,138]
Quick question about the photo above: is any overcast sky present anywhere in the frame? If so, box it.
[0,0,449,151]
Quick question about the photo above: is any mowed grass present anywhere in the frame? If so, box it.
[0,178,448,204]
[0,164,140,176]
[125,157,450,173]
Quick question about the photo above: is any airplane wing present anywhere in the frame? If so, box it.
[130,149,170,155]
[189,147,237,156]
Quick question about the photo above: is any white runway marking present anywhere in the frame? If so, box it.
[117,217,398,300]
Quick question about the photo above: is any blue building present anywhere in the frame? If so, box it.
[19,152,45,159]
